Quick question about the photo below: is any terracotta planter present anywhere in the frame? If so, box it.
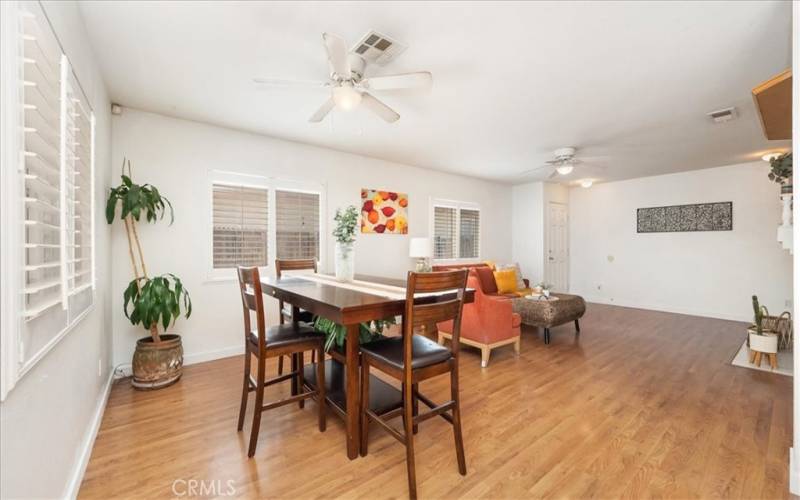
[132,334,183,390]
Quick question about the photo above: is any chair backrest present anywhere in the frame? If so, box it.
[274,259,317,324]
[275,258,317,279]
[404,270,469,373]
[237,266,266,350]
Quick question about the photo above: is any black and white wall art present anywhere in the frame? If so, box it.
[637,202,732,233]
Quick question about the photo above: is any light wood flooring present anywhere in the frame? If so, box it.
[79,303,793,499]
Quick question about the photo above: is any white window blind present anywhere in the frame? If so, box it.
[459,208,480,259]
[212,184,269,268]
[275,190,320,260]
[432,201,481,261]
[10,0,97,382]
[433,206,457,259]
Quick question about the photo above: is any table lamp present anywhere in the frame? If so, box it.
[409,237,432,272]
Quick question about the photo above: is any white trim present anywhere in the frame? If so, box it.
[18,303,95,378]
[58,53,69,310]
[791,448,800,496]
[577,293,751,323]
[90,112,96,291]
[62,368,115,500]
[791,1,799,495]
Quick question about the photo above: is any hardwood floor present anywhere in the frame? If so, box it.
[79,304,792,499]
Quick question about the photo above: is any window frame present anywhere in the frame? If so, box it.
[206,170,326,281]
[429,197,482,264]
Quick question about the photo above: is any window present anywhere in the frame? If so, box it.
[1,0,97,399]
[207,172,324,279]
[431,200,481,261]
[212,184,269,269]
[275,190,320,260]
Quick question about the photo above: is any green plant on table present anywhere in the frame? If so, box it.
[314,316,397,352]
[106,159,191,343]
[333,205,359,244]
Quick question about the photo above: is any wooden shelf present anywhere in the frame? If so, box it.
[752,69,792,141]
[302,358,402,417]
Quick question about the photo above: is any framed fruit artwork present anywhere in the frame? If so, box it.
[360,188,408,234]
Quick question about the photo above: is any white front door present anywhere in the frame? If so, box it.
[545,202,569,292]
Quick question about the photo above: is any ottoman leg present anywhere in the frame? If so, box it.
[544,328,551,345]
[575,319,581,334]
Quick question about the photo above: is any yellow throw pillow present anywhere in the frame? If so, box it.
[493,269,518,294]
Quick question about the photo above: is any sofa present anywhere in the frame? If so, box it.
[433,263,531,298]
[436,269,522,367]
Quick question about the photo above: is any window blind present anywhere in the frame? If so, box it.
[212,184,269,268]
[433,206,457,259]
[459,209,480,259]
[275,190,320,260]
[15,0,96,374]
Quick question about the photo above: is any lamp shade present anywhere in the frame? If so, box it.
[409,237,432,258]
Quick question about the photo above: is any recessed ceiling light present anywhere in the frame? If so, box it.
[762,152,783,162]
[580,179,593,188]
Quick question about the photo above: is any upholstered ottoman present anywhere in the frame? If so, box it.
[512,293,586,344]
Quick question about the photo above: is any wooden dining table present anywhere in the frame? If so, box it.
[260,273,474,460]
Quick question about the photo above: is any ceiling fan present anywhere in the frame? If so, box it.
[253,32,432,123]
[521,147,606,180]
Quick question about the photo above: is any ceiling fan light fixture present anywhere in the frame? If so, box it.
[580,179,593,188]
[332,84,362,111]
[556,165,574,175]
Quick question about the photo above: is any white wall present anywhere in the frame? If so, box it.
[570,162,793,321]
[0,2,112,498]
[110,109,513,367]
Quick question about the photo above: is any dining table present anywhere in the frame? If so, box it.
[260,272,474,460]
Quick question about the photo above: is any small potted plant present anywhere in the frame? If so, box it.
[535,282,554,299]
[107,160,192,390]
[748,295,777,357]
[767,152,793,194]
[333,205,358,282]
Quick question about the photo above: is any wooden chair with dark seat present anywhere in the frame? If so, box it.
[359,270,469,499]
[236,266,326,458]
[275,259,318,375]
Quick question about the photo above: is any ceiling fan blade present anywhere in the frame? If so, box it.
[309,98,335,123]
[361,92,400,123]
[322,33,350,77]
[253,77,329,89]
[361,71,433,90]
[547,170,558,179]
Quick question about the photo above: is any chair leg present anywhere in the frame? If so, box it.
[360,358,371,456]
[248,354,266,458]
[298,351,305,409]
[412,383,419,435]
[450,364,467,475]
[278,355,284,375]
[290,353,298,396]
[480,346,490,368]
[403,377,418,499]
[513,336,521,355]
[317,345,326,432]
[237,351,251,431]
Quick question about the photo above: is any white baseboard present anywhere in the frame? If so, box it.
[575,292,750,323]
[115,344,244,378]
[63,368,115,500]
[791,448,800,495]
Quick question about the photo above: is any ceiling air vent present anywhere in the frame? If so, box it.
[707,107,738,124]
[351,30,407,66]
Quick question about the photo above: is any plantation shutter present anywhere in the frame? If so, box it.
[212,184,269,268]
[458,208,480,259]
[433,206,457,259]
[275,190,320,260]
[16,0,95,372]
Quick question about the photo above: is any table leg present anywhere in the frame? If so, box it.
[345,323,360,460]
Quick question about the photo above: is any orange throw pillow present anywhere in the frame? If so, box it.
[493,269,518,294]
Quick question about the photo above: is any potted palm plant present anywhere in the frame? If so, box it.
[107,159,192,390]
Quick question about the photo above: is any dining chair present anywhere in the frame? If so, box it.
[359,270,469,499]
[236,266,326,458]
[275,259,318,376]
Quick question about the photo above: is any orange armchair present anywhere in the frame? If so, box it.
[437,271,521,367]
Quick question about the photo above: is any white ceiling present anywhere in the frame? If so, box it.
[78,1,792,185]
